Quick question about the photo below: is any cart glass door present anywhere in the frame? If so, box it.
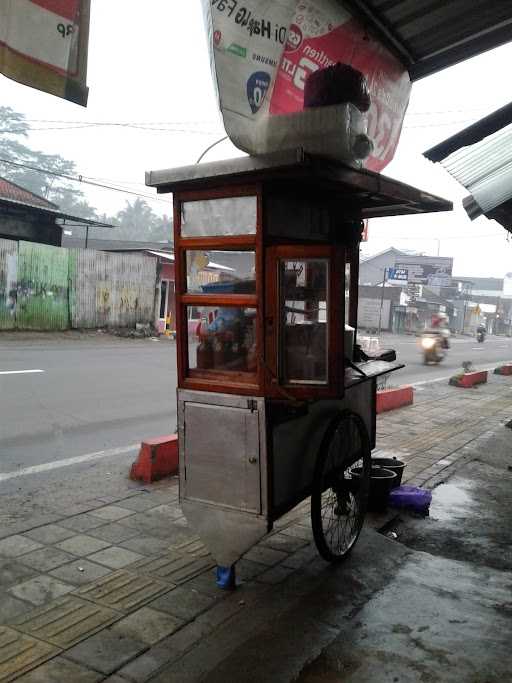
[265,245,344,398]
[279,258,329,384]
[174,186,263,395]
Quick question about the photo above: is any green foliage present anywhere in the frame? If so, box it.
[0,107,172,242]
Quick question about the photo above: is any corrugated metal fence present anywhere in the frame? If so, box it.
[69,250,157,329]
[0,238,17,330]
[0,238,157,331]
[17,242,70,330]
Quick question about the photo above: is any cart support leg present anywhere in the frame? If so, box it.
[216,564,236,590]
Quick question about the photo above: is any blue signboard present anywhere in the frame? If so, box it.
[387,268,408,281]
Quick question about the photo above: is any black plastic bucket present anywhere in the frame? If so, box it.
[351,466,397,511]
[371,457,406,488]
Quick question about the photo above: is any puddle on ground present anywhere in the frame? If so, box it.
[428,482,474,522]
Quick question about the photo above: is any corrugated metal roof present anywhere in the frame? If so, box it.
[341,0,512,80]
[424,105,512,220]
[0,177,57,210]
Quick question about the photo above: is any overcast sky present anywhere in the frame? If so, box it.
[1,1,512,277]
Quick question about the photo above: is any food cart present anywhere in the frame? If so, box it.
[146,150,451,574]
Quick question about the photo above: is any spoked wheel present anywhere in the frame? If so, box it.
[311,410,371,563]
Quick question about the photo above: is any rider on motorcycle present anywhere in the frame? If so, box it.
[431,314,450,349]
[476,323,486,342]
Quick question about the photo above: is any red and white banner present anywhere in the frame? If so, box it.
[0,0,90,106]
[203,0,411,171]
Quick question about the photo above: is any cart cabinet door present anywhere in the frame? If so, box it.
[183,402,261,513]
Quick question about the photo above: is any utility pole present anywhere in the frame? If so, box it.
[378,267,387,336]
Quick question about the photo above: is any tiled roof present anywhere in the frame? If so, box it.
[0,177,58,210]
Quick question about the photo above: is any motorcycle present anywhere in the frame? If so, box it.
[476,329,486,343]
[421,332,446,364]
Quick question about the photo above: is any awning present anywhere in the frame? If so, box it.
[146,149,452,220]
[424,103,512,233]
[340,0,512,80]
[0,195,112,230]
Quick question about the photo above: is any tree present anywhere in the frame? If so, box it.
[107,199,172,242]
[0,107,172,241]
[0,106,98,219]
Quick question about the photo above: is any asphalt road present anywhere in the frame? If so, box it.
[1,331,511,499]
[381,332,512,385]
[0,333,177,492]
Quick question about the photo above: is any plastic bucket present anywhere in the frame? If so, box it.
[351,466,397,511]
[371,457,406,487]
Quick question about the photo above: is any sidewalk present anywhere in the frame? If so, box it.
[0,374,511,682]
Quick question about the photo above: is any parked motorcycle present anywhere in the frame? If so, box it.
[421,332,446,364]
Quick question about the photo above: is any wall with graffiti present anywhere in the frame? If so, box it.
[0,238,157,331]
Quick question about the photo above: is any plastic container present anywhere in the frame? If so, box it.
[389,485,432,515]
[351,466,397,511]
[371,457,406,487]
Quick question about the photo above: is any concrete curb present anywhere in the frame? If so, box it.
[129,434,178,483]
[494,364,512,375]
[376,386,414,414]
[449,370,488,388]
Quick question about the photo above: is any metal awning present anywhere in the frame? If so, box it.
[0,195,112,229]
[424,103,512,233]
[146,149,452,220]
[340,0,512,80]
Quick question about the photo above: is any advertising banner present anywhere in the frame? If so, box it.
[203,0,411,171]
[387,267,408,283]
[0,0,90,106]
[394,257,453,287]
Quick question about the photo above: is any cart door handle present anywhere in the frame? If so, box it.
[248,456,258,464]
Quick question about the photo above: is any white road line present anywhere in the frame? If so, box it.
[0,369,44,376]
[0,443,139,483]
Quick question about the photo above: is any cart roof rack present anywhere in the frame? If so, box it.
[146,150,452,220]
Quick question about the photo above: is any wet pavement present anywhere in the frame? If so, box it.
[0,373,510,681]
[387,422,512,572]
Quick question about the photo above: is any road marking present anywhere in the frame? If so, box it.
[471,347,484,350]
[0,443,139,483]
[0,369,44,376]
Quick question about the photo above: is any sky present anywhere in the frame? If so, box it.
[1,1,512,277]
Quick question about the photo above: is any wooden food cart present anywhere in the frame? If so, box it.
[146,150,451,573]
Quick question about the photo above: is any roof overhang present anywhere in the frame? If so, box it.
[339,1,512,81]
[146,149,452,220]
[0,195,113,229]
[424,103,512,234]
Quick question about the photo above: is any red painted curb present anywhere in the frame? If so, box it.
[494,365,512,375]
[450,370,488,387]
[130,434,179,484]
[376,386,414,414]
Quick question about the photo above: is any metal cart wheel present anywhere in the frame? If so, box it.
[311,410,371,563]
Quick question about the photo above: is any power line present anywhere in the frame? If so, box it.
[0,157,170,204]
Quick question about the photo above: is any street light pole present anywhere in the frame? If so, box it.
[378,267,387,336]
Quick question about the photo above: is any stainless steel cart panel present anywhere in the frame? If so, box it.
[271,381,373,514]
[178,389,268,566]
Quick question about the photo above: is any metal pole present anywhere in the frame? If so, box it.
[85,225,89,249]
[378,267,387,336]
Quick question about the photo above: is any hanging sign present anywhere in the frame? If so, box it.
[0,0,90,106]
[202,0,411,171]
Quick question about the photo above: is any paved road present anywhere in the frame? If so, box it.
[377,332,512,386]
[0,333,176,491]
[1,331,511,498]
